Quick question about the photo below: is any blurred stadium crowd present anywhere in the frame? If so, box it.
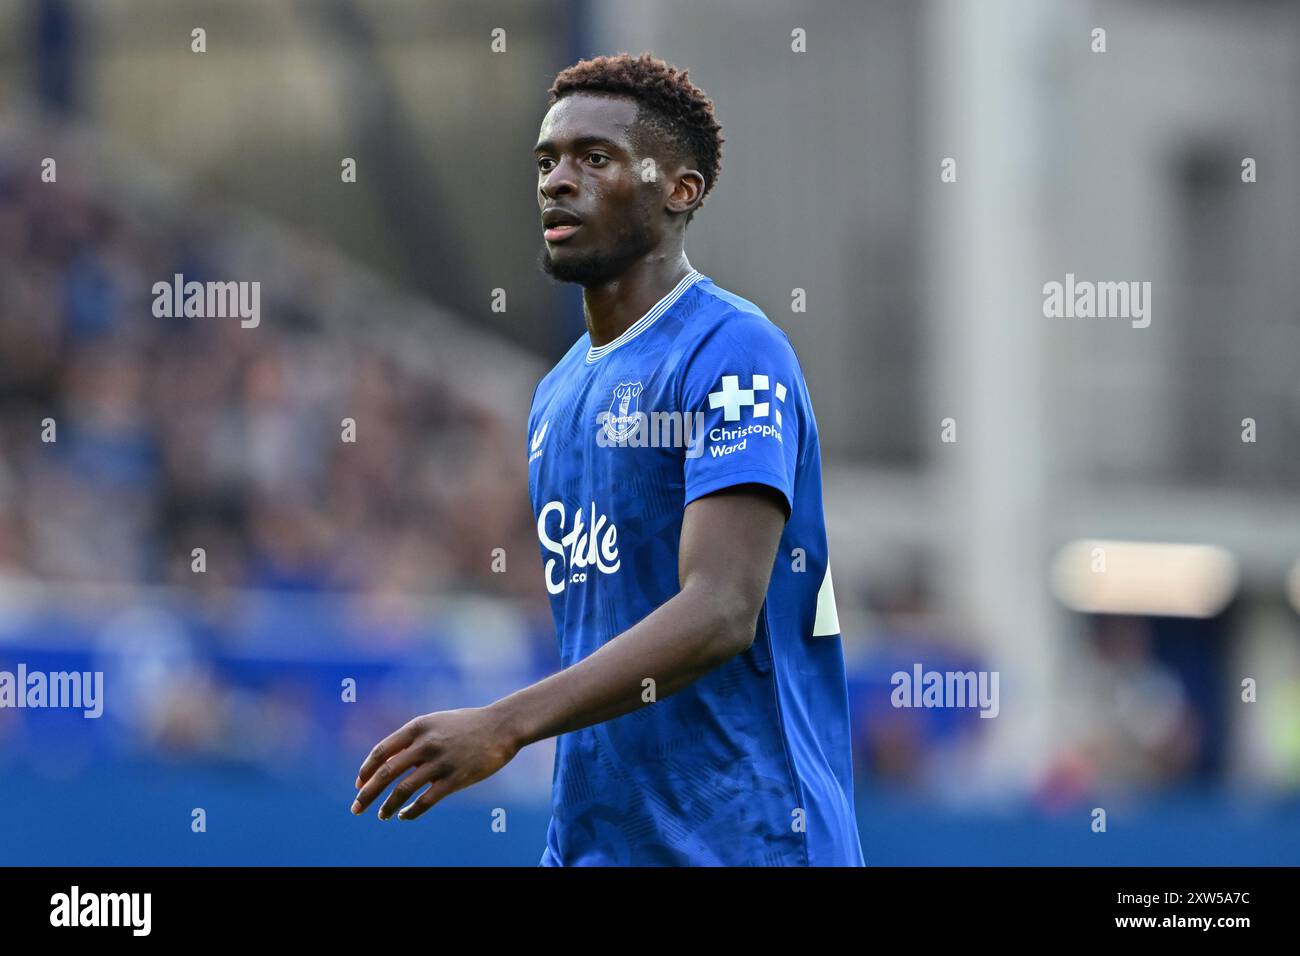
[0,147,539,606]
[0,136,561,800]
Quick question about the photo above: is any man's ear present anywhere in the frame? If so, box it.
[666,169,706,217]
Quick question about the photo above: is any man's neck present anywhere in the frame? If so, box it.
[582,254,694,349]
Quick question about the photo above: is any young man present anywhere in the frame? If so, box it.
[352,53,863,866]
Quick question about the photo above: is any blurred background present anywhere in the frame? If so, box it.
[1,0,1298,865]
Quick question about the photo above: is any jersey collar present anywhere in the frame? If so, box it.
[585,269,704,364]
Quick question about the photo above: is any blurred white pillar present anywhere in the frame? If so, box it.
[921,0,1066,791]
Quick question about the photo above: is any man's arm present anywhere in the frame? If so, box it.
[350,483,787,821]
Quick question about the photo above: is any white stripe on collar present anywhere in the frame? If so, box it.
[585,269,704,363]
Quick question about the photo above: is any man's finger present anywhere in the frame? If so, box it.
[396,777,457,821]
[352,745,424,815]
[377,764,442,821]
[355,722,420,790]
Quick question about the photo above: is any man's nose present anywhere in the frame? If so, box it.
[541,158,578,199]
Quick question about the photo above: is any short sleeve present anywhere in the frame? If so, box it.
[680,315,803,516]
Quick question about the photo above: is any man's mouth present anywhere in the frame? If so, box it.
[542,208,584,243]
[544,223,581,243]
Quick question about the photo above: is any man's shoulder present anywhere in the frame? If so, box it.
[691,276,768,323]
[678,278,799,367]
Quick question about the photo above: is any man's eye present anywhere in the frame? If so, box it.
[587,153,609,166]
[537,158,554,172]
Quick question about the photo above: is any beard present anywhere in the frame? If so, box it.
[537,213,658,287]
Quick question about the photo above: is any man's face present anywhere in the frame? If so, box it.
[534,93,663,286]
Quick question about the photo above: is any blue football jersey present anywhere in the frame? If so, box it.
[527,269,863,866]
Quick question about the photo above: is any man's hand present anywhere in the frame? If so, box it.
[351,707,520,820]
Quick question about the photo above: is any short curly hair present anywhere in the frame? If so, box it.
[547,53,724,225]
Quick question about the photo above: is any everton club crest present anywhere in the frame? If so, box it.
[602,381,644,443]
